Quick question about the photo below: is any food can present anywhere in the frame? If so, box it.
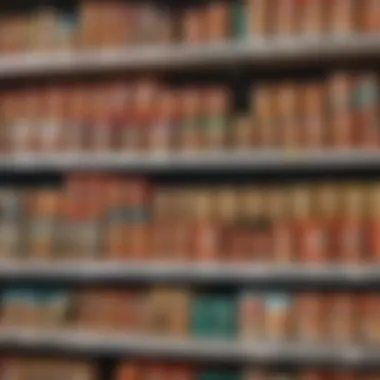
[296,294,326,342]
[273,0,299,37]
[239,292,265,340]
[300,0,326,35]
[265,293,292,341]
[336,185,364,264]
[182,6,206,44]
[206,1,230,42]
[327,294,357,344]
[329,0,356,35]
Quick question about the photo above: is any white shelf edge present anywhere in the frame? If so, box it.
[0,261,378,284]
[2,151,380,172]
[0,329,372,364]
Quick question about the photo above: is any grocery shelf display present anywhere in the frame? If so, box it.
[0,0,380,378]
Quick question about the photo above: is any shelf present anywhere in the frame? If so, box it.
[0,329,375,366]
[0,35,380,78]
[2,151,380,173]
[0,261,378,287]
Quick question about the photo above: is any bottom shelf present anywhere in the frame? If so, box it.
[0,329,376,366]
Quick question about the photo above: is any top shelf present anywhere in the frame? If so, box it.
[1,35,380,79]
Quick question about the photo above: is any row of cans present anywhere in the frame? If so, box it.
[1,0,380,54]
[2,287,380,344]
[0,358,97,380]
[4,176,380,263]
[1,71,378,154]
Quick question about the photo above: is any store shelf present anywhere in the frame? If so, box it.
[0,34,379,78]
[0,261,378,286]
[0,329,375,366]
[2,151,380,173]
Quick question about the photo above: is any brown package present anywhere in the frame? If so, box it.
[148,89,177,154]
[292,187,327,264]
[64,86,88,152]
[302,84,326,149]
[79,1,104,49]
[273,0,299,37]
[335,185,364,264]
[239,293,266,340]
[300,0,326,36]
[268,187,293,264]
[117,362,140,380]
[327,294,357,344]
[182,6,206,44]
[246,0,271,37]
[38,86,65,153]
[233,115,256,150]
[329,0,356,35]
[203,87,230,151]
[367,185,380,263]
[206,1,230,42]
[276,84,300,149]
[147,287,190,337]
[361,0,380,33]
[361,294,380,344]
[296,294,326,342]
[253,85,276,147]
[180,88,203,152]
[27,189,62,261]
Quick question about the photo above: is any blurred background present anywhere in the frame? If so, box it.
[0,0,380,379]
